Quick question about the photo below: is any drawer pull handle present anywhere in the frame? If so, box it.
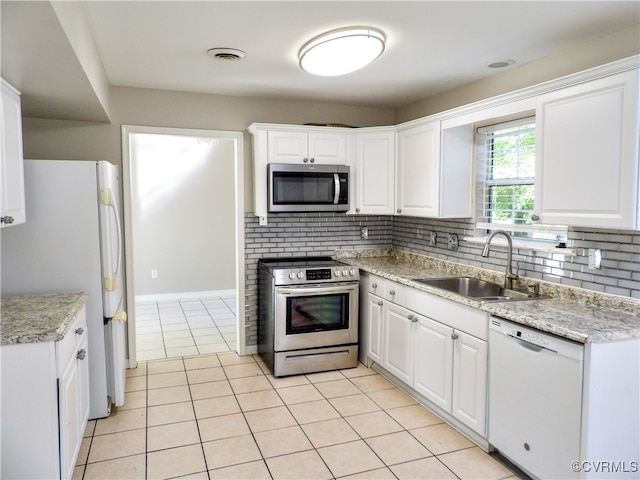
[75,327,84,335]
[77,349,87,360]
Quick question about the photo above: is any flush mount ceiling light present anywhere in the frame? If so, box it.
[488,59,516,69]
[207,48,247,61]
[299,26,385,76]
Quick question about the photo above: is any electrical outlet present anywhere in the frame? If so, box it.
[429,232,437,247]
[588,248,602,269]
[447,234,458,251]
[259,216,268,226]
[361,226,368,240]
[151,269,158,279]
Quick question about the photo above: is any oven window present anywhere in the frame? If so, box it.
[273,172,335,205]
[286,293,349,334]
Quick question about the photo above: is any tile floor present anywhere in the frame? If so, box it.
[75,352,520,480]
[135,294,237,361]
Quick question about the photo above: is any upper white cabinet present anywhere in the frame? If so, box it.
[267,129,347,165]
[535,68,639,229]
[352,128,395,215]
[1,79,26,227]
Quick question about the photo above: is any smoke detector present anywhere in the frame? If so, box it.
[207,48,247,61]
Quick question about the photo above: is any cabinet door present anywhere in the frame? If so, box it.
[414,317,453,412]
[267,130,308,163]
[383,303,415,385]
[354,131,395,214]
[77,330,90,441]
[58,349,81,480]
[308,132,347,164]
[535,69,639,229]
[396,121,441,217]
[452,330,487,436]
[1,80,26,227]
[366,294,384,365]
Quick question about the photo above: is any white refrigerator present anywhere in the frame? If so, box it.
[1,159,127,419]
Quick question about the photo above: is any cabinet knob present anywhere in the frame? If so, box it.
[396,209,402,214]
[531,214,540,222]
[408,314,418,323]
[75,327,84,335]
[371,283,378,289]
[1,216,15,224]
[355,208,361,213]
[303,157,309,163]
[377,300,383,306]
[77,349,87,360]
[389,290,396,295]
[451,332,459,340]
[310,158,315,163]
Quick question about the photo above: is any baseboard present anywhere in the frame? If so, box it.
[135,289,236,302]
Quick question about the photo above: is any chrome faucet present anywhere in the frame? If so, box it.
[481,230,518,290]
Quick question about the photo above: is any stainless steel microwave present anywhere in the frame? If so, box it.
[267,163,349,213]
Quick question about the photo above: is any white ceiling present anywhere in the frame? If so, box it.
[2,1,639,121]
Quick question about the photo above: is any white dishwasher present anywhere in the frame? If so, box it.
[488,317,584,480]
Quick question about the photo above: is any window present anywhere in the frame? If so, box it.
[475,117,567,244]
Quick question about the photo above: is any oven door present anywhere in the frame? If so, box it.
[274,282,359,351]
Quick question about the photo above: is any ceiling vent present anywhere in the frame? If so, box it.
[207,48,247,61]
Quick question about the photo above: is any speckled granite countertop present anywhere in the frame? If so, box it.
[336,249,640,344]
[1,293,88,346]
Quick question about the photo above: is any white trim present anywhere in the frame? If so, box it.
[135,290,236,302]
[464,235,576,255]
[475,222,568,235]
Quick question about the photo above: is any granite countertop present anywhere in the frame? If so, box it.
[1,293,88,346]
[337,249,640,344]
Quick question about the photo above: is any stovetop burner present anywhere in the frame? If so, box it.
[258,256,342,270]
[258,256,358,285]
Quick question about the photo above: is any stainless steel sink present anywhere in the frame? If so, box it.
[412,277,548,302]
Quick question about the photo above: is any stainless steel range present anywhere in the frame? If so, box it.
[258,256,359,377]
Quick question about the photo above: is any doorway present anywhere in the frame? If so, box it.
[122,125,245,367]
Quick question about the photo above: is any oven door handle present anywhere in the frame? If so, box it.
[276,284,358,296]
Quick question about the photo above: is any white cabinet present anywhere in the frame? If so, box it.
[535,69,639,229]
[414,316,453,411]
[365,293,384,365]
[352,129,395,214]
[382,302,415,385]
[1,79,26,227]
[1,306,89,479]
[267,129,347,165]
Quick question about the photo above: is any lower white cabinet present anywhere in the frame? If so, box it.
[1,305,89,479]
[362,273,488,437]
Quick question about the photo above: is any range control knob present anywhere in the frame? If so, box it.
[289,272,296,280]
[349,269,356,276]
[297,272,304,279]
[342,269,349,276]
[335,270,342,277]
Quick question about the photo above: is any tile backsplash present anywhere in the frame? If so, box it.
[244,213,639,347]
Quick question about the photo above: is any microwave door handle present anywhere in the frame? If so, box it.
[333,173,340,205]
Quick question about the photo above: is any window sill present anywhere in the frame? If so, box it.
[463,236,577,255]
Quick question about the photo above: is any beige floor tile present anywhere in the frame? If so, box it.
[147,370,188,389]
[147,420,200,451]
[210,459,271,480]
[147,385,191,406]
[147,444,207,479]
[385,404,444,430]
[87,429,146,463]
[218,352,257,366]
[340,363,377,378]
[193,395,240,419]
[190,380,234,400]
[186,366,226,384]
[410,423,475,455]
[198,412,251,442]
[94,408,146,435]
[184,354,222,370]
[126,363,147,377]
[305,370,345,383]
[345,411,404,438]
[222,362,264,379]
[276,383,324,405]
[389,456,458,479]
[329,393,382,417]
[72,465,84,480]
[350,374,395,392]
[318,440,385,478]
[367,388,417,409]
[76,437,91,466]
[147,401,195,427]
[301,417,360,448]
[267,374,311,389]
[266,450,333,480]
[166,346,200,357]
[118,390,146,411]
[244,405,297,433]
[288,399,341,424]
[236,389,284,411]
[314,379,361,398]
[229,374,273,394]
[83,420,96,437]
[82,454,145,479]
[338,467,397,479]
[365,431,432,466]
[124,375,146,393]
[438,447,514,479]
[147,358,184,374]
[253,425,314,458]
[202,434,262,469]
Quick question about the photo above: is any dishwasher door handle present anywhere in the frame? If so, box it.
[510,335,546,353]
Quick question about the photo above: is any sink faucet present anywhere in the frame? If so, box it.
[481,230,518,290]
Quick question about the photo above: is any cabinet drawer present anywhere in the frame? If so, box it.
[56,306,87,377]
[384,281,404,304]
[404,288,488,340]
[368,275,384,295]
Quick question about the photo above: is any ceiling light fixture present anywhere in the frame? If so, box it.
[488,59,515,69]
[299,26,385,77]
[207,48,247,61]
